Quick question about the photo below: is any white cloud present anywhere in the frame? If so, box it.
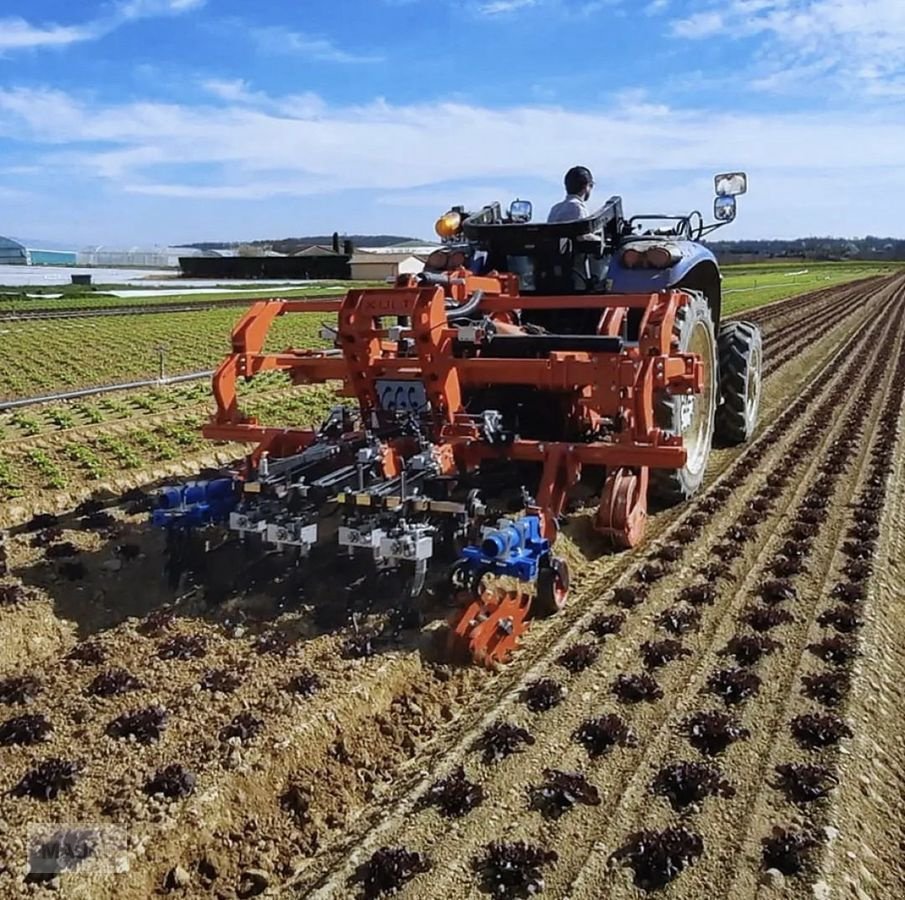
[670,0,905,95]
[201,78,264,104]
[0,185,34,201]
[377,185,513,208]
[0,1,206,54]
[2,85,904,214]
[118,0,207,17]
[477,0,538,13]
[0,17,102,50]
[473,0,617,14]
[250,26,383,63]
[200,79,329,118]
[1,78,904,241]
[670,11,723,38]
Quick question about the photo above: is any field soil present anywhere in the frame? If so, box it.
[1,275,904,899]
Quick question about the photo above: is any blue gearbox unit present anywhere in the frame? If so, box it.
[151,478,239,530]
[458,515,550,583]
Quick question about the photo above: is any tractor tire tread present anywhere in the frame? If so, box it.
[715,320,762,445]
[649,291,717,508]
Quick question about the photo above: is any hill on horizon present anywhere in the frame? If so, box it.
[178,233,905,263]
[182,235,423,254]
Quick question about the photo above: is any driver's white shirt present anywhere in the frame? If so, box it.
[547,194,589,223]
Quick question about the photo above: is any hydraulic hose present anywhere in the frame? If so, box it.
[415,272,485,317]
[447,290,485,321]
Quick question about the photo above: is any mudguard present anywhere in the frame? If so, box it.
[606,241,719,294]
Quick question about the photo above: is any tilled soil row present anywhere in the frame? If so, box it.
[738,276,902,378]
[736,275,883,327]
[819,345,905,899]
[290,279,905,898]
[731,325,905,900]
[0,277,898,900]
[0,583,487,899]
[563,294,905,899]
[755,279,887,376]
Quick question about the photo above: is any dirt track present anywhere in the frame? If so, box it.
[1,274,904,899]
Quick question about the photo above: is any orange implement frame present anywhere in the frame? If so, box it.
[202,273,703,545]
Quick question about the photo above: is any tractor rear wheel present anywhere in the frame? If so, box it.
[649,290,717,507]
[715,320,762,444]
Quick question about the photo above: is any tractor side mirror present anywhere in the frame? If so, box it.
[715,172,747,197]
[509,199,533,223]
[714,195,737,222]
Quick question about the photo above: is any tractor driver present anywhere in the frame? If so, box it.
[547,166,594,223]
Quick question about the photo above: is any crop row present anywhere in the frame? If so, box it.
[0,306,327,401]
[285,280,902,898]
[0,385,338,502]
[0,371,294,444]
[744,314,905,882]
[0,280,897,898]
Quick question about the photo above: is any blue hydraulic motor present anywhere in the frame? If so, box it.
[458,515,551,583]
[151,478,238,529]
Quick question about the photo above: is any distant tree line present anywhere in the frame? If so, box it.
[183,235,417,255]
[181,233,905,262]
[706,236,905,262]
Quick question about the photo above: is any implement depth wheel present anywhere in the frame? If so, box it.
[715,320,762,444]
[649,291,717,507]
[596,467,648,548]
[533,556,570,618]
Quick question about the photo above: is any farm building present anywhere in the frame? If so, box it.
[349,253,426,281]
[293,245,341,257]
[357,240,442,256]
[179,253,350,279]
[77,246,217,268]
[0,236,78,266]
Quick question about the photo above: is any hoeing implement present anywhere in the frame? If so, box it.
[153,172,762,666]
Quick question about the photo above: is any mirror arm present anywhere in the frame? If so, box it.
[698,221,730,238]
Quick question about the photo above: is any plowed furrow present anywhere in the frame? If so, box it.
[566,289,905,898]
[1,276,901,900]
[818,346,905,899]
[291,278,905,898]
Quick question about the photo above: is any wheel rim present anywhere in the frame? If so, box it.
[537,557,569,614]
[680,319,715,476]
[746,344,761,423]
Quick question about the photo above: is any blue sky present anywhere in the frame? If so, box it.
[0,0,903,245]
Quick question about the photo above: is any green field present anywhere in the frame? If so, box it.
[1,258,901,509]
[0,381,338,503]
[0,281,380,313]
[0,306,328,402]
[721,260,902,316]
[1,260,900,404]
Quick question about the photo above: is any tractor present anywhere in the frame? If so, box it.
[152,172,761,665]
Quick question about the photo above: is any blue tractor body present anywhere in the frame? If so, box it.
[606,241,720,295]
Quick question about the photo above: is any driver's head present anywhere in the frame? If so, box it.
[564,166,594,200]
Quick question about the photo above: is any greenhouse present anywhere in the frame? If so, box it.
[0,236,77,266]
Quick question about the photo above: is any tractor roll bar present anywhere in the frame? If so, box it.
[463,196,626,247]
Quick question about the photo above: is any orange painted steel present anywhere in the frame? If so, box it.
[596,466,649,548]
[202,273,702,553]
[201,273,708,665]
[448,589,533,667]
